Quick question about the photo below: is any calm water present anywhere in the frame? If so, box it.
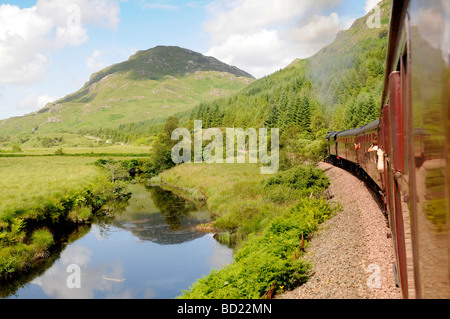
[4,184,234,299]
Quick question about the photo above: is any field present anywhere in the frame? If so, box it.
[0,143,154,216]
[0,156,104,218]
[0,132,153,155]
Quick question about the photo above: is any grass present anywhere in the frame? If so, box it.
[0,134,153,156]
[0,157,103,220]
[154,161,265,202]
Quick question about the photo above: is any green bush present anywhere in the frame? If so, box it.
[31,229,54,250]
[68,206,92,223]
[11,145,22,153]
[0,244,33,280]
[263,165,329,195]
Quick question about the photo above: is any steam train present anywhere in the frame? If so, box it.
[325,0,450,299]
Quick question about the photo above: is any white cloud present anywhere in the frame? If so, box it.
[204,0,311,42]
[206,29,292,78]
[16,93,57,111]
[36,0,120,30]
[87,49,106,71]
[285,13,341,58]
[203,0,343,78]
[0,1,120,86]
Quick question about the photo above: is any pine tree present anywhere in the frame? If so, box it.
[264,98,280,128]
[298,93,311,132]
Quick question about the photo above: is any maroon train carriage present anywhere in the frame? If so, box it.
[327,120,381,188]
[326,0,450,299]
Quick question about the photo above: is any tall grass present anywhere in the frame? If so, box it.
[0,157,101,220]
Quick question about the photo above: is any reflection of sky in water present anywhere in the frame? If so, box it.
[10,225,233,299]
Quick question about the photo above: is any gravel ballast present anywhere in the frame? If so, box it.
[278,161,402,299]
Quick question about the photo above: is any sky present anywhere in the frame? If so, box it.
[0,0,381,120]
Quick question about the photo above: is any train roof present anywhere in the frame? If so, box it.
[336,119,380,138]
[325,131,339,139]
[381,0,409,108]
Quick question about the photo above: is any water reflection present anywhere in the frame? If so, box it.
[111,185,211,245]
[4,184,234,299]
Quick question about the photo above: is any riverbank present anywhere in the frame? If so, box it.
[3,183,234,299]
[151,161,336,298]
[0,157,132,283]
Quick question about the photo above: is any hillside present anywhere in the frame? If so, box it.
[308,0,390,130]
[0,46,254,141]
[183,0,391,134]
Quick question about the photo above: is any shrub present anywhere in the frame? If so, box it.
[31,229,54,250]
[11,145,22,153]
[68,206,92,223]
[263,165,329,195]
[0,173,132,279]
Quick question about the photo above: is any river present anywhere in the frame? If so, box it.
[3,184,234,299]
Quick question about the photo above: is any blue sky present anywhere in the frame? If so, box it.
[0,0,379,120]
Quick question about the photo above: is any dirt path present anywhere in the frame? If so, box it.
[278,162,402,299]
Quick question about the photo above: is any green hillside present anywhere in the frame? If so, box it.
[0,46,254,143]
[188,0,391,133]
[308,0,390,130]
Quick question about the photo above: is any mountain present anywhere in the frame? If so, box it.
[0,46,254,140]
[60,0,391,146]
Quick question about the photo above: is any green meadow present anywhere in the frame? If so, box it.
[0,156,103,216]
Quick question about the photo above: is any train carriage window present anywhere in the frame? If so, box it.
[400,49,408,173]
[389,71,404,172]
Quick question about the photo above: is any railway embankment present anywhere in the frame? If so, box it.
[278,161,401,299]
